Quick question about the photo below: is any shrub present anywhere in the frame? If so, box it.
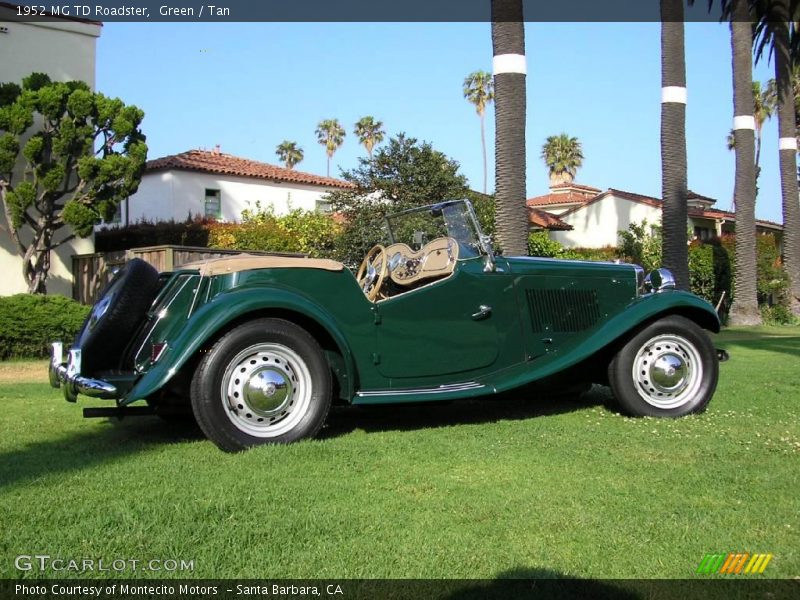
[0,294,90,360]
[207,203,340,258]
[96,215,213,252]
[617,220,662,272]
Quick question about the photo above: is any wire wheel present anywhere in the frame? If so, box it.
[221,343,312,438]
[632,333,703,410]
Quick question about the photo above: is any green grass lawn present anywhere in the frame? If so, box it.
[0,327,798,581]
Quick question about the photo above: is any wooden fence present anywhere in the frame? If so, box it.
[72,245,302,305]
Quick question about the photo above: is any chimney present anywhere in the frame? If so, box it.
[212,144,221,155]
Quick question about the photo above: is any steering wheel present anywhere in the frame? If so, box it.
[356,244,388,301]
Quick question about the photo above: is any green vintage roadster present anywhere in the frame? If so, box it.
[50,200,725,452]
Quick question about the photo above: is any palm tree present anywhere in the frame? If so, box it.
[275,140,304,170]
[353,116,385,159]
[315,119,346,177]
[463,70,495,194]
[660,0,690,291]
[540,133,583,186]
[728,0,762,325]
[491,0,528,256]
[725,80,774,200]
[752,0,800,314]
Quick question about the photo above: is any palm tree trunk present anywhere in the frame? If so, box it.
[728,0,761,325]
[660,0,690,291]
[480,111,488,195]
[491,0,528,256]
[773,13,800,314]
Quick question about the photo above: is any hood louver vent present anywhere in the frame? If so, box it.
[526,288,600,333]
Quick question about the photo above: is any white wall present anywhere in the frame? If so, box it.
[552,194,662,248]
[0,10,101,297]
[121,170,339,225]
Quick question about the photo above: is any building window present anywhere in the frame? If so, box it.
[315,199,332,214]
[694,226,712,241]
[205,188,222,219]
[102,204,122,225]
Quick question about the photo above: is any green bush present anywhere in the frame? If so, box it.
[96,215,212,251]
[0,294,90,360]
[527,231,583,259]
[207,204,340,258]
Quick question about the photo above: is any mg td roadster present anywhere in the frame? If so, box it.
[50,200,724,452]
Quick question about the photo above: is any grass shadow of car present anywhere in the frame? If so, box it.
[319,384,613,440]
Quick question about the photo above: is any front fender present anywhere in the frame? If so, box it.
[495,290,720,392]
[123,287,357,404]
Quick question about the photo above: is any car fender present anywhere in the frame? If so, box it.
[495,290,720,392]
[122,286,357,405]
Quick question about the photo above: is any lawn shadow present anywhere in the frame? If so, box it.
[0,416,203,490]
[320,385,612,440]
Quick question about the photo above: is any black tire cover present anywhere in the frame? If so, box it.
[75,258,160,374]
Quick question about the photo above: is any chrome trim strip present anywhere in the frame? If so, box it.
[357,381,484,398]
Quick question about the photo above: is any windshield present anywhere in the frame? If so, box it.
[383,200,483,259]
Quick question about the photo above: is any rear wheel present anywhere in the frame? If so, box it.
[190,318,332,452]
[608,315,718,417]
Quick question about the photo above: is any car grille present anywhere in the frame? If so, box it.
[526,288,601,333]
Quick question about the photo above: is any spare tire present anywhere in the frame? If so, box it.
[75,258,161,374]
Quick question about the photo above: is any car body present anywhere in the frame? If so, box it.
[50,199,724,451]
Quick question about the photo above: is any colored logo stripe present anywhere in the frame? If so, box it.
[697,553,773,574]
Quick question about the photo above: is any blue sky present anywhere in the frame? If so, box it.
[97,22,783,223]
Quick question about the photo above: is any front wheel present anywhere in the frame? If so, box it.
[607,315,718,417]
[190,318,332,452]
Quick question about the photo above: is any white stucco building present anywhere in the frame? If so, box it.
[112,148,353,226]
[528,183,782,248]
[0,4,101,296]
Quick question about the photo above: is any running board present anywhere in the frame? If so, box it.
[83,406,156,419]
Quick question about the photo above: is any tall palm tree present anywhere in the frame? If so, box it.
[725,80,774,202]
[728,0,762,325]
[315,119,346,177]
[660,0,690,291]
[752,0,800,313]
[463,70,495,194]
[353,116,385,159]
[275,140,304,170]
[491,0,528,256]
[540,133,584,186]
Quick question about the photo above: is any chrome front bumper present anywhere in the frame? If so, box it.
[49,342,118,402]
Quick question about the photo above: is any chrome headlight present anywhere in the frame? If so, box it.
[644,268,676,293]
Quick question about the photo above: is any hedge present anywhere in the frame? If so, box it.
[0,294,90,360]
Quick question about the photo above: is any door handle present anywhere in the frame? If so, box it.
[471,305,492,320]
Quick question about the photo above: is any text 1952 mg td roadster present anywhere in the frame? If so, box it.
[50,200,724,452]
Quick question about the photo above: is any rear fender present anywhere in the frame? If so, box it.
[123,287,356,404]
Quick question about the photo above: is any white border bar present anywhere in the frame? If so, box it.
[733,116,755,130]
[493,54,527,75]
[779,137,797,150]
[661,86,687,104]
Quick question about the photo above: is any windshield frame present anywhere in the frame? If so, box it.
[383,199,489,261]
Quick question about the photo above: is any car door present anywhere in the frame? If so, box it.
[374,257,522,381]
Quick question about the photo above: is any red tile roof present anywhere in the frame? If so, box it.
[527,191,595,207]
[529,208,572,230]
[146,149,354,189]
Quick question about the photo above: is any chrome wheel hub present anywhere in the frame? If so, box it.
[632,334,703,409]
[221,343,311,438]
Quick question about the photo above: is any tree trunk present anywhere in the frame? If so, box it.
[492,0,528,256]
[480,111,488,195]
[773,11,800,314]
[661,0,689,290]
[660,0,690,290]
[728,0,761,325]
